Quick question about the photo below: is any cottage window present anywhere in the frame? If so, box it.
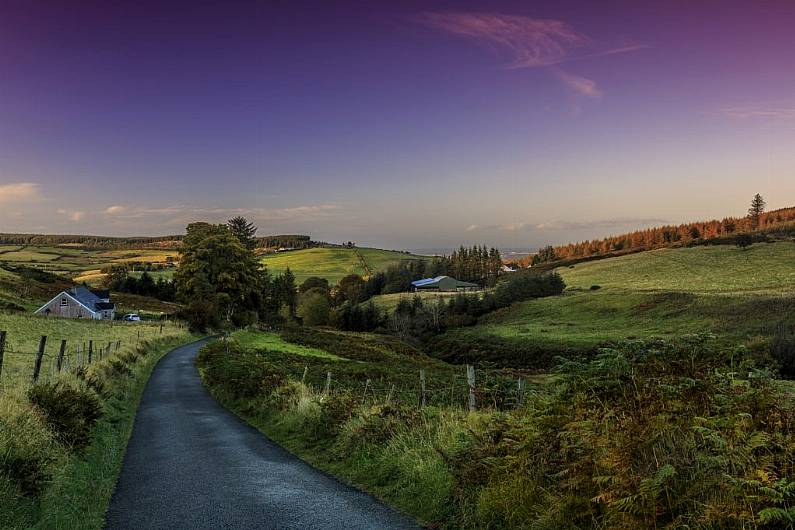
[60,298,68,307]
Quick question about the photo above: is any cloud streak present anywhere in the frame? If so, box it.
[0,182,40,203]
[417,12,588,69]
[417,12,643,99]
[551,67,602,98]
[466,217,668,233]
[713,105,795,120]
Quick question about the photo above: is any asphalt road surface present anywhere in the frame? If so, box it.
[104,338,421,530]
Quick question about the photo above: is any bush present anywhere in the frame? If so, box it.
[27,380,103,449]
[0,393,64,495]
[589,284,602,291]
[197,342,286,399]
[772,325,795,379]
[494,271,565,307]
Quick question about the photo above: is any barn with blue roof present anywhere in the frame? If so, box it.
[410,276,479,292]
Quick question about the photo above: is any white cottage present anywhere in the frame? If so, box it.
[34,287,115,320]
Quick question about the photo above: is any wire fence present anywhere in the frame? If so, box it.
[282,361,531,412]
[0,323,178,390]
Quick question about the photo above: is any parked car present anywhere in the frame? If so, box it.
[122,313,141,321]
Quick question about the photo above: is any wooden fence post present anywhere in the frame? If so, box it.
[362,378,371,404]
[324,371,332,395]
[33,335,47,383]
[517,377,525,407]
[159,322,163,334]
[88,340,93,364]
[57,340,67,372]
[301,366,308,384]
[419,369,427,408]
[0,330,6,380]
[466,365,476,412]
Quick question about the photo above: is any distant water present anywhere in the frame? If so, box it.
[407,248,535,260]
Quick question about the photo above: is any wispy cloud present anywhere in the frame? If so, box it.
[466,217,667,233]
[102,204,340,226]
[0,182,40,203]
[550,67,602,98]
[104,205,127,215]
[712,105,795,120]
[57,208,85,222]
[417,12,588,69]
[416,12,643,99]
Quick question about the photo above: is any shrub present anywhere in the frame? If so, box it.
[772,325,795,379]
[27,380,103,449]
[197,342,286,399]
[0,393,63,495]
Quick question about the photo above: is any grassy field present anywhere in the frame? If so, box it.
[260,247,427,284]
[367,291,482,312]
[435,242,795,364]
[0,313,186,392]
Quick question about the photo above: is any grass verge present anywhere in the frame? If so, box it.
[1,334,194,530]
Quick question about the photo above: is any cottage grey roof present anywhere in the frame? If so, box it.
[70,286,114,312]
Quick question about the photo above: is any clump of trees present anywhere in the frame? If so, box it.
[529,194,788,265]
[173,220,298,331]
[104,266,176,301]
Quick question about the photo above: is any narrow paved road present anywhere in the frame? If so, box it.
[105,339,421,530]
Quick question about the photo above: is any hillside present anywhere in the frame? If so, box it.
[432,242,795,366]
[260,247,428,284]
[521,205,795,267]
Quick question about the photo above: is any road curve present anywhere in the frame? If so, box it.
[104,338,421,530]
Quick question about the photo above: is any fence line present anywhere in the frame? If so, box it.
[0,322,181,389]
[291,362,530,412]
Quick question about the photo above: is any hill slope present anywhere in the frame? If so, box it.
[433,242,795,366]
[260,247,427,284]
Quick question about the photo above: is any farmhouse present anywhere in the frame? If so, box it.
[34,286,116,320]
[411,276,479,292]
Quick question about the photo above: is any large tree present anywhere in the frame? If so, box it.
[227,216,259,250]
[748,193,766,230]
[175,222,263,330]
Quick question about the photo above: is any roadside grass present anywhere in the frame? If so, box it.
[30,336,194,530]
[1,330,195,530]
[260,247,427,284]
[199,330,795,529]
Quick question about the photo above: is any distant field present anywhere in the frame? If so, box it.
[260,247,427,284]
[0,245,179,285]
[436,242,795,364]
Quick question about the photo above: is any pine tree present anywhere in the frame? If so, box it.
[748,193,766,230]
[227,216,258,250]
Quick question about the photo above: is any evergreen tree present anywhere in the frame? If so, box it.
[227,216,259,250]
[748,193,766,230]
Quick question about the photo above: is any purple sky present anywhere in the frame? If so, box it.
[1,0,794,249]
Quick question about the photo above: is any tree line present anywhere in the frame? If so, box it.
[527,194,792,266]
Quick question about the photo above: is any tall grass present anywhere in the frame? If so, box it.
[199,333,795,529]
[0,325,193,530]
